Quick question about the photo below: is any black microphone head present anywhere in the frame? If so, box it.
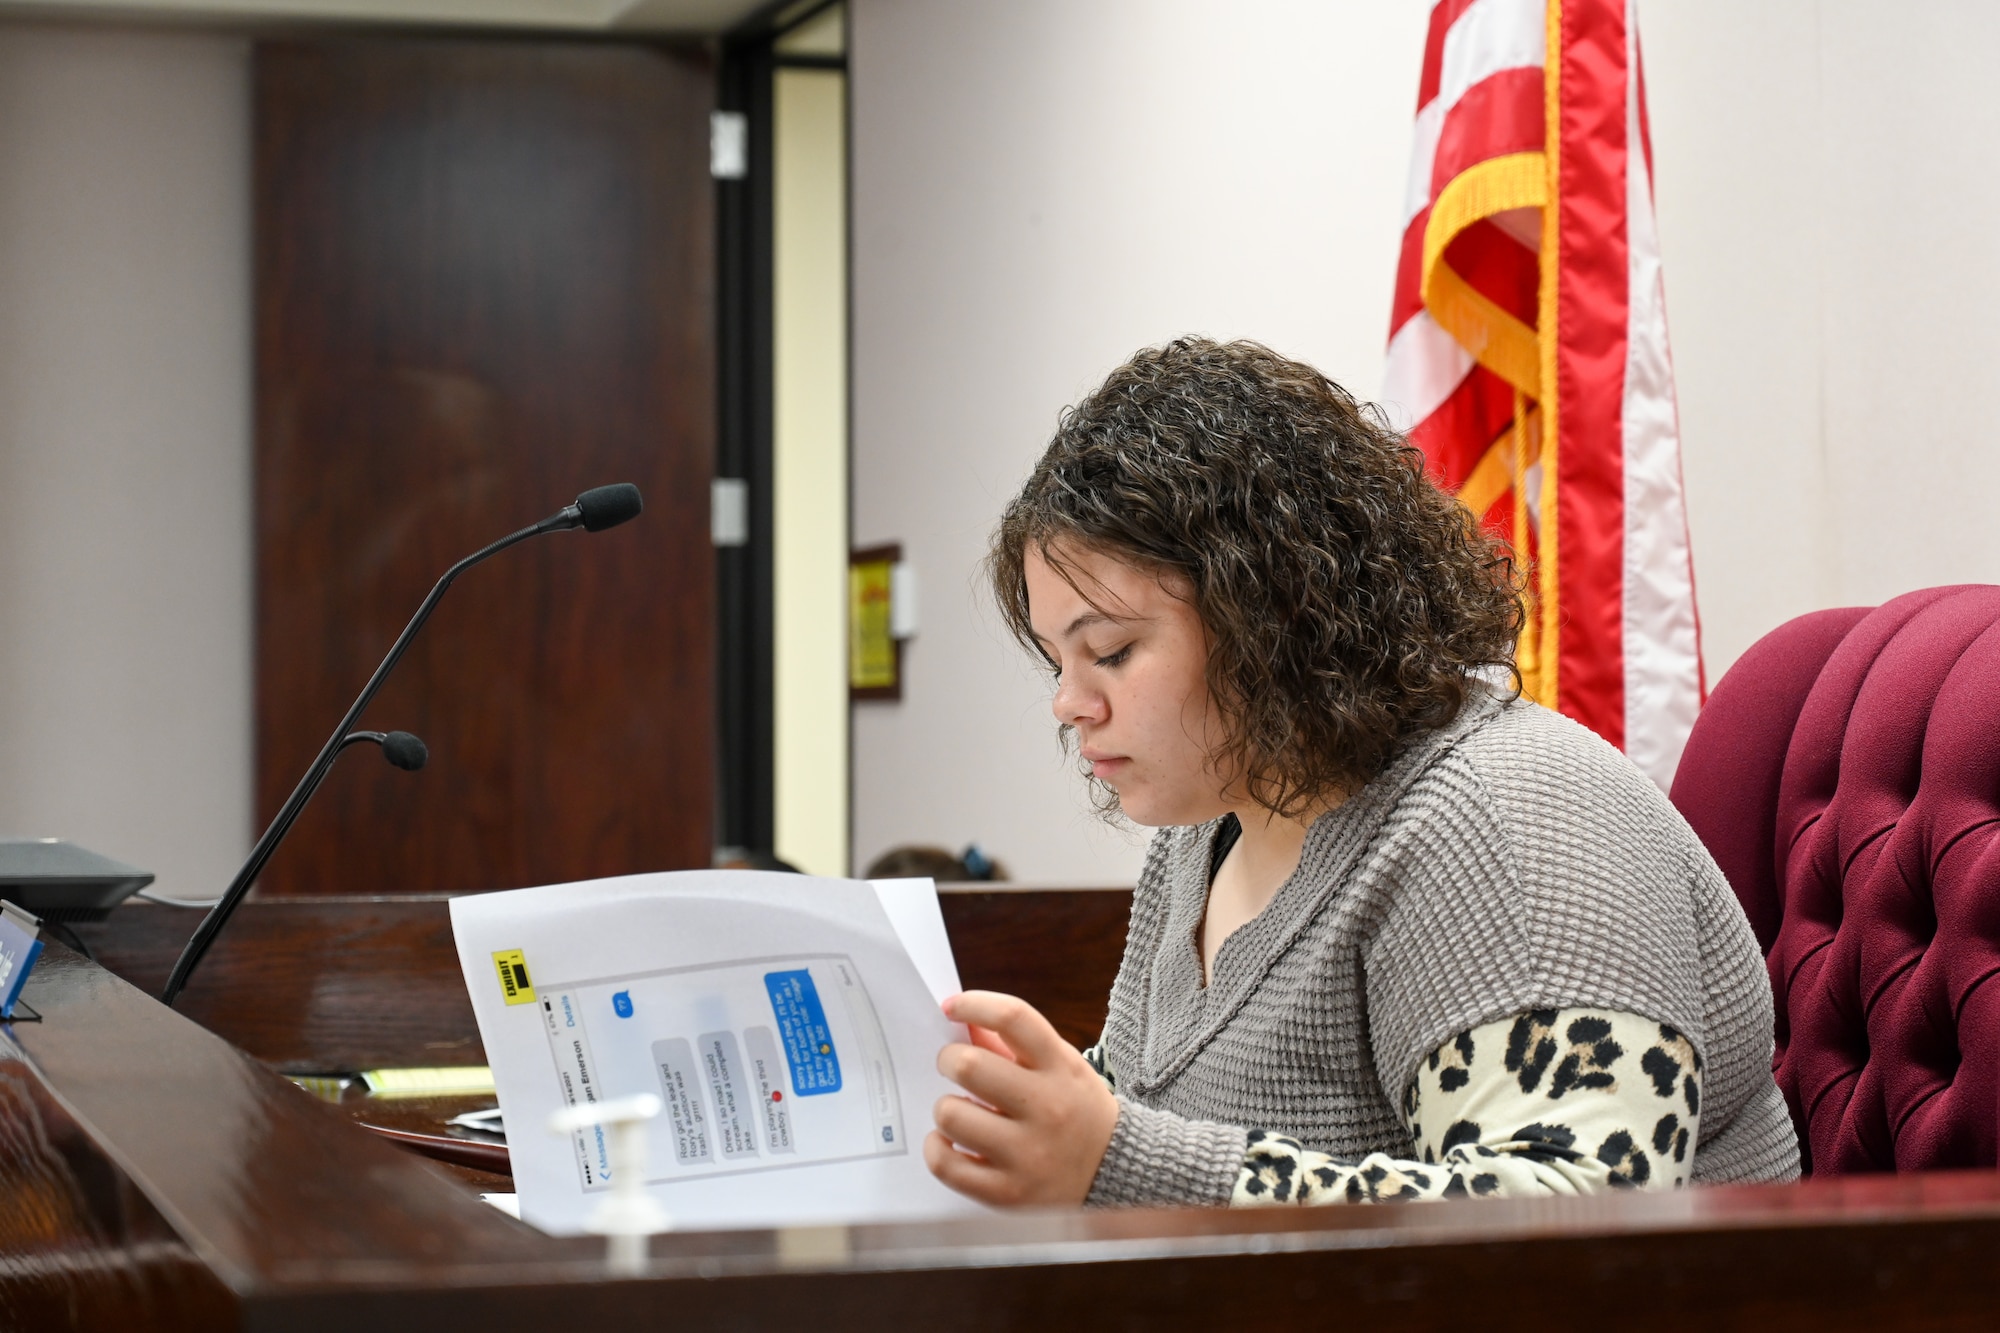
[381,731,429,771]
[575,483,643,533]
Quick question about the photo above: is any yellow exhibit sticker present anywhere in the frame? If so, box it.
[492,949,537,1006]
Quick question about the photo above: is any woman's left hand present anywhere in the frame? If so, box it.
[924,990,1121,1207]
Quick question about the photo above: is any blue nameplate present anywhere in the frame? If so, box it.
[0,902,42,1020]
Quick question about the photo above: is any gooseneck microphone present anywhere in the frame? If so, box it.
[341,729,430,771]
[161,484,644,1005]
[564,482,644,533]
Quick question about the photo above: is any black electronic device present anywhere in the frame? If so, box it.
[159,483,644,1005]
[0,839,153,922]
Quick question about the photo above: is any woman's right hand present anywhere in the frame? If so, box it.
[923,990,1120,1207]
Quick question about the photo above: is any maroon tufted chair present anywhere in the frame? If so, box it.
[1670,585,2000,1176]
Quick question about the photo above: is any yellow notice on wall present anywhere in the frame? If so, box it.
[850,558,896,691]
[491,949,537,1006]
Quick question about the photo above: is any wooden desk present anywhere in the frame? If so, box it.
[7,893,2000,1329]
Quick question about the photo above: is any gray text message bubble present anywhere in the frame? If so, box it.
[699,1030,760,1159]
[653,1037,712,1164]
[743,1024,795,1154]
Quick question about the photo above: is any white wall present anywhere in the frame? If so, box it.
[1644,0,2000,672]
[848,1,1430,882]
[0,24,251,902]
[849,0,2000,883]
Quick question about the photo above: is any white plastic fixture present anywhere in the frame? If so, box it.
[548,1092,669,1273]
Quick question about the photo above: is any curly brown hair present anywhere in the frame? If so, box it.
[989,337,1524,818]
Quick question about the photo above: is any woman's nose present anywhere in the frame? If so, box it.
[1052,674,1106,728]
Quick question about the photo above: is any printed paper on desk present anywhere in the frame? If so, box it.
[450,870,980,1234]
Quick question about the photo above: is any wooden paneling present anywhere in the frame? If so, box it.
[0,1052,233,1330]
[80,897,485,1070]
[76,886,1133,1069]
[254,39,716,896]
[934,887,1131,1048]
[3,943,558,1329]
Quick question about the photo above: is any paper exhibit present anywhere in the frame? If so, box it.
[451,870,983,1234]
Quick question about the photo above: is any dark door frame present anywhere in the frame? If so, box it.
[714,0,848,860]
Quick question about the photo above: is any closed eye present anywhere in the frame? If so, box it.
[1094,644,1132,669]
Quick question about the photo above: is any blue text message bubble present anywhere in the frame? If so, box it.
[763,969,842,1096]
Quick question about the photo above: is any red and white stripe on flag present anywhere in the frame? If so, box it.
[1382,0,1703,789]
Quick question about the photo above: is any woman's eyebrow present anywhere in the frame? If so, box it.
[1062,610,1120,639]
[1031,608,1134,652]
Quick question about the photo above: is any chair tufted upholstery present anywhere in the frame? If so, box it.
[1671,586,2000,1176]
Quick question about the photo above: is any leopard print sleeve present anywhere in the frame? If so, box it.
[1232,1008,1703,1205]
[1082,1041,1116,1092]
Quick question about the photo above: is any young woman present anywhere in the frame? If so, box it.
[921,338,1798,1209]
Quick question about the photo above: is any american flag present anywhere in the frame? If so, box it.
[1382,0,1702,788]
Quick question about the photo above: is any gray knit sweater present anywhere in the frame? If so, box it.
[1086,688,1800,1207]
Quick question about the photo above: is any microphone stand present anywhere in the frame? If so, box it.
[162,487,637,1005]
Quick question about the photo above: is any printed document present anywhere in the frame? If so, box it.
[451,871,983,1234]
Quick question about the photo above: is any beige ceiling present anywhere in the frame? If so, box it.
[0,0,779,35]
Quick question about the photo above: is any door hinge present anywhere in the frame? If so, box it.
[712,478,749,546]
[710,111,748,180]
